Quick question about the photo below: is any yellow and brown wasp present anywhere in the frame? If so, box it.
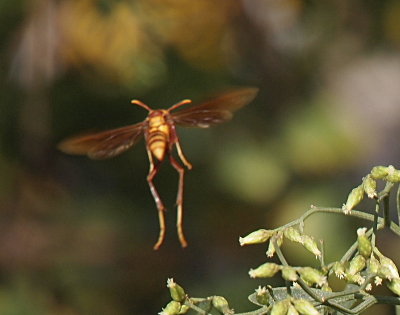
[58,87,259,249]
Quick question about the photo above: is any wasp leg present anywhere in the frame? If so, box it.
[175,140,192,170]
[169,154,188,248]
[146,151,166,250]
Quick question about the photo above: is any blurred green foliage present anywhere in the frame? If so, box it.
[1,0,400,314]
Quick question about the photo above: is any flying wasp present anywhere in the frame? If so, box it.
[58,87,259,249]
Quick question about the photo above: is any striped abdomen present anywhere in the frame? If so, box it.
[147,111,170,161]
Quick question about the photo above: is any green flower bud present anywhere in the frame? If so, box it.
[345,273,365,285]
[378,265,399,281]
[283,227,302,243]
[266,241,276,258]
[367,256,380,274]
[292,299,320,315]
[239,229,275,246]
[321,283,332,292]
[178,305,189,314]
[255,286,270,305]
[167,279,186,302]
[287,303,299,315]
[370,166,389,180]
[378,255,399,280]
[300,277,313,287]
[319,265,329,276]
[159,301,181,315]
[385,165,400,183]
[357,228,372,258]
[362,175,377,198]
[282,266,298,282]
[387,278,400,296]
[271,300,289,315]
[332,261,346,279]
[266,230,283,257]
[301,235,321,258]
[298,267,327,287]
[348,255,366,275]
[342,184,364,214]
[249,262,281,278]
[212,296,233,315]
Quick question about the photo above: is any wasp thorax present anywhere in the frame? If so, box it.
[148,110,167,127]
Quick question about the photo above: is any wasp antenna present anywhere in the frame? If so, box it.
[131,99,152,111]
[168,99,192,112]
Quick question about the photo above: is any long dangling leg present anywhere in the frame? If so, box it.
[146,151,166,250]
[175,140,192,170]
[169,154,188,247]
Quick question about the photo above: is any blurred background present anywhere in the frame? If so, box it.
[1,0,400,314]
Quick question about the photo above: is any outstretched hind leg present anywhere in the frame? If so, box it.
[169,154,188,248]
[146,152,166,250]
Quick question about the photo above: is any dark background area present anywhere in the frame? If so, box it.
[1,0,400,314]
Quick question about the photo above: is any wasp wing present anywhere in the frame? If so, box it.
[172,109,233,128]
[57,123,145,160]
[171,87,258,128]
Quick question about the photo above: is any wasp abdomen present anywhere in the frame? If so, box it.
[148,129,169,161]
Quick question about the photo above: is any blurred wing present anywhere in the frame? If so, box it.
[172,87,258,128]
[172,109,233,128]
[57,123,145,160]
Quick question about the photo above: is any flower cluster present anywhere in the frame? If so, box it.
[240,227,321,259]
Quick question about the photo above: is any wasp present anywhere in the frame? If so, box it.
[58,87,259,249]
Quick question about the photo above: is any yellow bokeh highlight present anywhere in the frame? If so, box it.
[58,0,165,88]
[135,0,242,69]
